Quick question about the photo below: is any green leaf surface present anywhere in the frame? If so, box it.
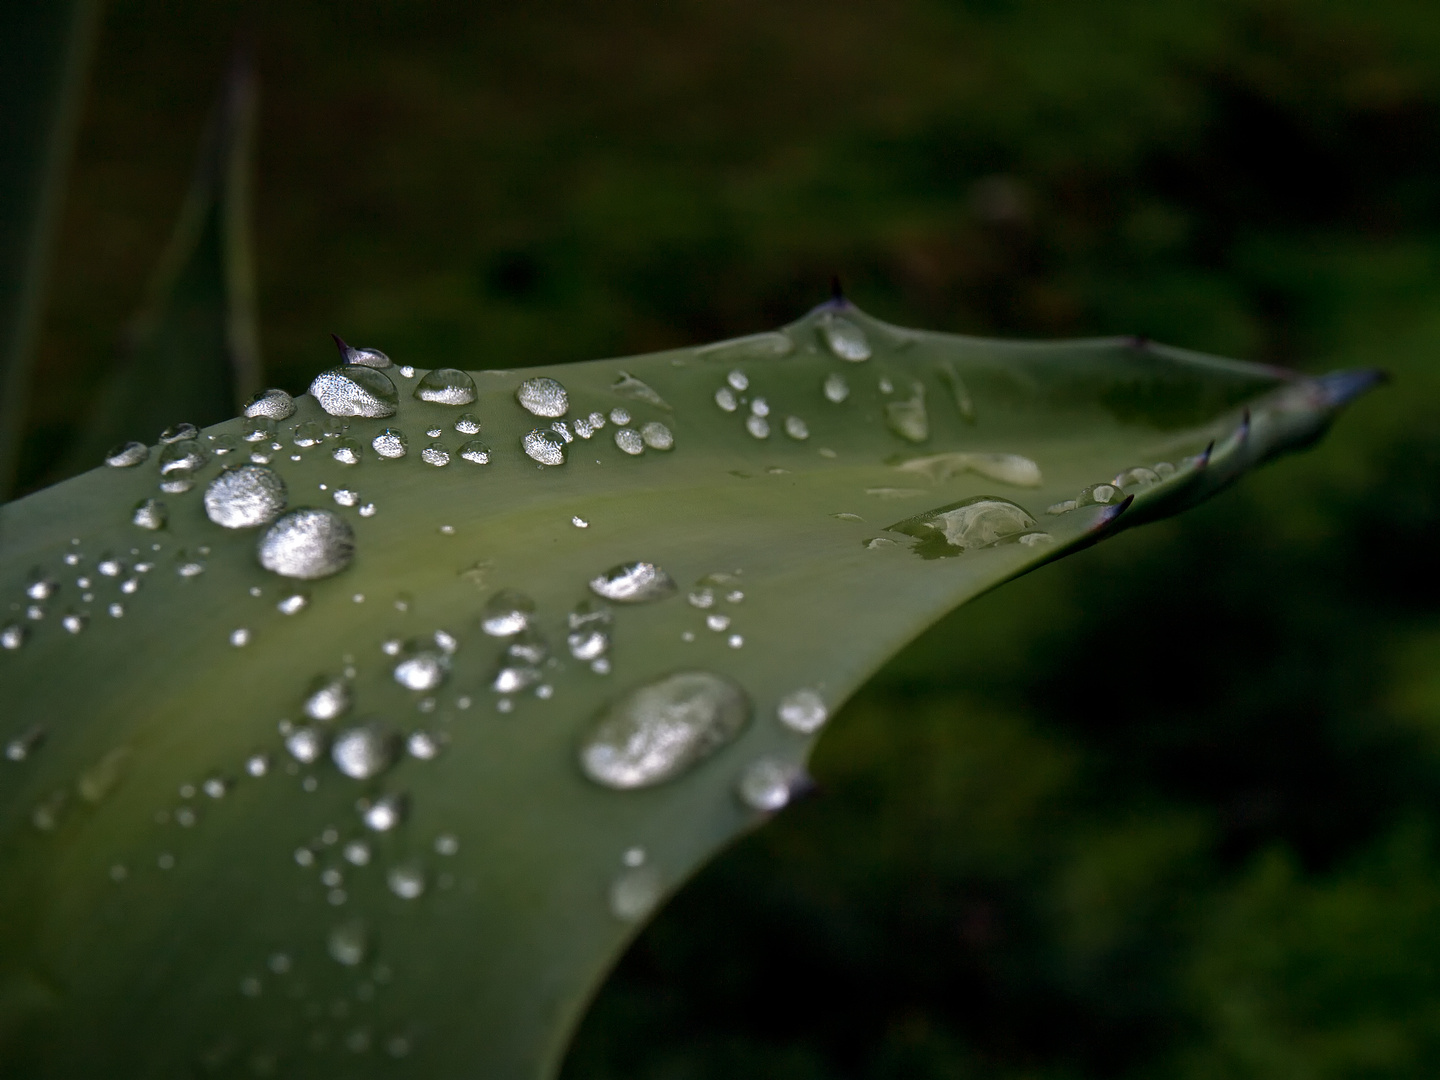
[0,303,1374,1077]
[50,50,262,485]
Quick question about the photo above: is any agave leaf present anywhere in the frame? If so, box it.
[51,49,262,484]
[0,303,1375,1076]
[0,1,102,498]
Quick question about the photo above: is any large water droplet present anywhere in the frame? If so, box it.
[158,439,208,475]
[777,688,828,733]
[522,429,566,466]
[203,464,287,528]
[482,589,534,636]
[310,367,399,418]
[414,368,477,405]
[614,428,644,455]
[328,920,370,966]
[1114,466,1161,489]
[516,377,569,417]
[818,311,872,361]
[257,509,355,579]
[243,387,296,420]
[590,561,676,603]
[745,415,770,439]
[371,428,407,459]
[884,382,929,443]
[105,441,149,467]
[332,723,398,779]
[334,336,391,369]
[580,671,751,789]
[889,496,1038,557]
[132,498,167,530]
[611,371,669,408]
[640,422,674,450]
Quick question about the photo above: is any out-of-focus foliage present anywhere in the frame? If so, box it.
[13,1,1440,1077]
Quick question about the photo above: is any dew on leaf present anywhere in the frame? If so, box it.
[888,496,1038,557]
[1114,466,1161,488]
[257,509,355,580]
[590,561,676,603]
[611,371,669,408]
[371,429,407,459]
[715,387,738,412]
[292,421,324,448]
[482,589,534,636]
[738,757,796,811]
[407,731,440,760]
[777,688,828,733]
[818,311,872,361]
[331,438,362,465]
[204,464,287,528]
[421,443,450,466]
[640,421,674,450]
[243,417,275,443]
[388,862,426,900]
[305,676,351,721]
[745,415,769,439]
[609,865,661,921]
[458,440,491,464]
[455,412,481,435]
[4,726,44,761]
[286,727,327,764]
[414,368,477,405]
[344,840,371,866]
[784,416,810,439]
[1,623,26,650]
[159,423,198,444]
[884,382,929,443]
[328,920,369,967]
[362,793,407,832]
[105,441,149,468]
[158,439,207,475]
[823,373,850,403]
[895,452,1041,488]
[394,652,449,691]
[332,724,398,780]
[580,670,751,789]
[523,429,566,466]
[614,428,644,455]
[492,665,541,694]
[332,488,358,508]
[245,753,270,777]
[310,367,399,419]
[243,387,296,420]
[61,612,87,635]
[516,377,569,418]
[229,628,250,646]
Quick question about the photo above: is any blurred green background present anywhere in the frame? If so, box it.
[13,1,1440,1076]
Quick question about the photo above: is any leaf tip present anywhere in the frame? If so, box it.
[1314,367,1389,410]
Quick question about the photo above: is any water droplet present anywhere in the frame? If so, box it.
[420,443,450,466]
[506,629,550,665]
[387,862,426,899]
[590,561,675,603]
[286,726,327,764]
[246,753,270,777]
[407,730,440,760]
[818,311,872,361]
[362,792,407,832]
[268,952,292,975]
[394,651,449,691]
[367,428,404,459]
[291,421,324,448]
[358,503,377,517]
[310,367,399,418]
[243,387,296,420]
[714,386,738,412]
[328,920,370,966]
[203,775,229,799]
[414,368,477,405]
[705,613,731,632]
[331,488,359,509]
[640,422,674,450]
[482,589,534,636]
[1154,461,1176,478]
[61,611,87,635]
[158,469,195,494]
[580,670,752,789]
[738,758,797,811]
[1077,482,1123,506]
[243,417,275,443]
[211,433,240,455]
[158,439,208,475]
[611,371,669,408]
[609,865,662,921]
[492,664,541,694]
[203,464,287,528]
[1017,531,1054,547]
[257,509,355,579]
[106,602,123,618]
[105,441,149,467]
[457,439,491,464]
[568,626,610,661]
[229,627,251,646]
[896,452,1041,487]
[305,676,351,720]
[435,833,459,855]
[332,724,398,779]
[516,377,568,417]
[823,373,850,403]
[160,423,199,444]
[571,516,590,530]
[727,633,744,648]
[696,331,795,362]
[1,623,26,650]
[550,420,574,444]
[1114,466,1161,488]
[777,688,828,733]
[878,377,894,394]
[455,413,481,435]
[614,428,644,455]
[343,840,371,866]
[5,726,44,761]
[24,574,56,600]
[745,415,770,439]
[522,429,566,466]
[750,398,770,419]
[884,382,929,443]
[889,496,1038,557]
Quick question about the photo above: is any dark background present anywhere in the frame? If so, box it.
[20,2,1440,1076]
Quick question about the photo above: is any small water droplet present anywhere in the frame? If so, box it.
[818,311,872,361]
[726,369,749,392]
[371,428,407,459]
[420,443,451,466]
[230,627,251,647]
[257,509,355,579]
[61,611,87,635]
[343,840,371,866]
[614,428,644,455]
[727,633,744,648]
[1017,531,1054,547]
[714,386,738,412]
[5,726,44,761]
[358,502,377,517]
[243,417,275,443]
[1077,482,1122,506]
[394,651,449,691]
[1154,461,1177,478]
[407,730,440,760]
[291,421,324,448]
[158,439,208,475]
[387,862,426,899]
[246,753,271,777]
[158,469,195,494]
[1,623,27,650]
[328,920,370,966]
[482,589,534,636]
[896,452,1042,488]
[705,613,731,632]
[580,670,751,789]
[889,496,1038,557]
[295,846,315,866]
[745,415,770,439]
[305,676,351,721]
[105,441,149,467]
[516,377,569,417]
[572,515,589,529]
[609,865,661,921]
[268,952,292,974]
[310,367,399,419]
[611,371,669,408]
[590,561,676,603]
[435,833,459,855]
[286,726,327,764]
[522,429,566,466]
[160,423,199,444]
[1114,466,1161,488]
[738,757,798,811]
[492,665,541,694]
[361,792,407,832]
[243,387,296,420]
[640,421,674,450]
[453,439,490,465]
[455,412,481,435]
[884,382,929,443]
[204,464,288,528]
[777,688,828,733]
[335,336,391,368]
[107,602,124,618]
[783,415,810,440]
[332,723,398,780]
[331,437,362,465]
[414,368,477,405]
[823,373,850,403]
